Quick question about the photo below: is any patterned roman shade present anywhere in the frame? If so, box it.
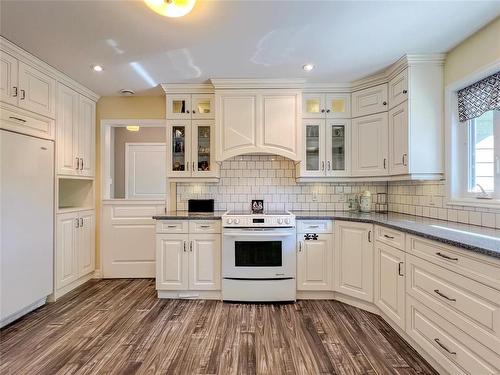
[457,71,500,122]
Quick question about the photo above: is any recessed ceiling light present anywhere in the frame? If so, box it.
[126,126,140,132]
[92,65,103,72]
[144,0,196,18]
[303,64,314,72]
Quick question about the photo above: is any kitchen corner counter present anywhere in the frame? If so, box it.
[152,211,226,220]
[292,211,500,259]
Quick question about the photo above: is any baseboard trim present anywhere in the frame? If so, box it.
[92,269,102,279]
[49,273,94,302]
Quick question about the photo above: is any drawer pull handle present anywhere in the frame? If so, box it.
[398,262,404,276]
[9,116,26,123]
[167,225,177,228]
[434,289,456,302]
[434,338,456,355]
[384,234,395,239]
[200,225,211,228]
[308,225,319,228]
[436,252,459,261]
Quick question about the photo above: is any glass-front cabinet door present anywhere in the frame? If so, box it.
[325,94,351,119]
[191,94,214,120]
[167,120,191,177]
[326,119,350,176]
[167,95,192,119]
[303,93,326,119]
[301,120,326,177]
[191,120,217,177]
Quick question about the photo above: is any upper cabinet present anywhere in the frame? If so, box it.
[56,83,95,177]
[0,52,56,118]
[303,93,351,119]
[215,86,302,161]
[388,69,408,110]
[166,94,214,120]
[351,83,388,118]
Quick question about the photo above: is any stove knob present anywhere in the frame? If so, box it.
[226,218,233,224]
[285,218,291,225]
[234,218,240,225]
[277,218,284,224]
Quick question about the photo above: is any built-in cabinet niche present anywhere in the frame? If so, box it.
[58,178,94,212]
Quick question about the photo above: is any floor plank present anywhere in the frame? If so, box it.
[0,280,438,375]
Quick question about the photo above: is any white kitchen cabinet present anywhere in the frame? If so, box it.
[56,83,95,177]
[0,102,54,140]
[0,51,18,106]
[166,94,214,120]
[189,234,221,290]
[303,93,350,119]
[299,119,350,177]
[388,69,408,110]
[388,101,409,175]
[351,83,388,118]
[56,210,95,290]
[351,112,388,176]
[334,221,374,302]
[215,89,301,160]
[374,241,405,330]
[156,234,189,290]
[297,233,333,291]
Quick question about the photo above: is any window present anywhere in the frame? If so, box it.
[466,110,500,198]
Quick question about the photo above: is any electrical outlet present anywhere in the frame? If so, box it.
[312,192,318,202]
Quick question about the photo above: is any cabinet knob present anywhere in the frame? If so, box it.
[382,101,387,106]
[321,109,325,113]
[186,110,190,113]
[192,110,196,114]
[402,90,408,94]
[326,109,330,113]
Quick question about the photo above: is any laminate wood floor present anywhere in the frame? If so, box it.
[0,279,437,375]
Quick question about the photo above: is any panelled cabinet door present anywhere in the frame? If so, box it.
[78,95,95,177]
[261,92,300,160]
[166,94,192,119]
[56,212,78,289]
[191,94,214,119]
[191,120,217,177]
[0,52,18,106]
[303,93,326,119]
[156,234,189,290]
[167,120,192,177]
[216,92,259,160]
[389,101,409,175]
[56,84,79,176]
[351,83,388,118]
[334,221,374,302]
[325,94,351,119]
[352,113,389,176]
[78,211,95,277]
[326,119,350,176]
[189,234,221,290]
[301,119,326,177]
[297,234,333,291]
[388,69,408,110]
[18,61,56,118]
[374,242,405,330]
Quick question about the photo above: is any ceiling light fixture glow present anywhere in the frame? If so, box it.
[92,65,104,72]
[303,64,314,72]
[126,125,140,132]
[144,0,196,18]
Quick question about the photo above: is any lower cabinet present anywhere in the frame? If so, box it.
[374,241,405,330]
[156,231,221,291]
[333,221,374,302]
[56,210,95,290]
[296,224,333,291]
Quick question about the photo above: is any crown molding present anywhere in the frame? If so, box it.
[160,83,214,94]
[210,78,306,90]
[0,36,100,102]
[302,82,352,93]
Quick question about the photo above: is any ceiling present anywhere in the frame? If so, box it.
[1,1,499,96]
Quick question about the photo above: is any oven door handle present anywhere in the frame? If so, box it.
[223,231,295,237]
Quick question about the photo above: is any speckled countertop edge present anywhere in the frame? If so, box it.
[152,211,226,220]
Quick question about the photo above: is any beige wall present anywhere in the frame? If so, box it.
[444,17,500,85]
[95,96,165,269]
[113,127,165,199]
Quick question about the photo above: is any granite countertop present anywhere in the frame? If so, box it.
[292,211,500,259]
[152,211,226,220]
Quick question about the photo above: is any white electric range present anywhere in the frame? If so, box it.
[221,210,296,302]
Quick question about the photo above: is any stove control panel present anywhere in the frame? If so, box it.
[222,215,294,228]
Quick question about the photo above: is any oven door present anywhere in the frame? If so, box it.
[222,228,296,279]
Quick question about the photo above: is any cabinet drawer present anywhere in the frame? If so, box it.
[156,220,189,234]
[189,220,221,234]
[406,295,500,375]
[0,103,54,140]
[375,225,405,250]
[407,254,500,350]
[297,220,333,234]
[407,235,500,291]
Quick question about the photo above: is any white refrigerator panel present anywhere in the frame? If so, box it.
[1,129,54,326]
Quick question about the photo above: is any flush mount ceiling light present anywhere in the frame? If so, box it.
[126,125,140,132]
[120,89,136,96]
[302,64,314,72]
[92,65,103,72]
[144,0,196,18]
